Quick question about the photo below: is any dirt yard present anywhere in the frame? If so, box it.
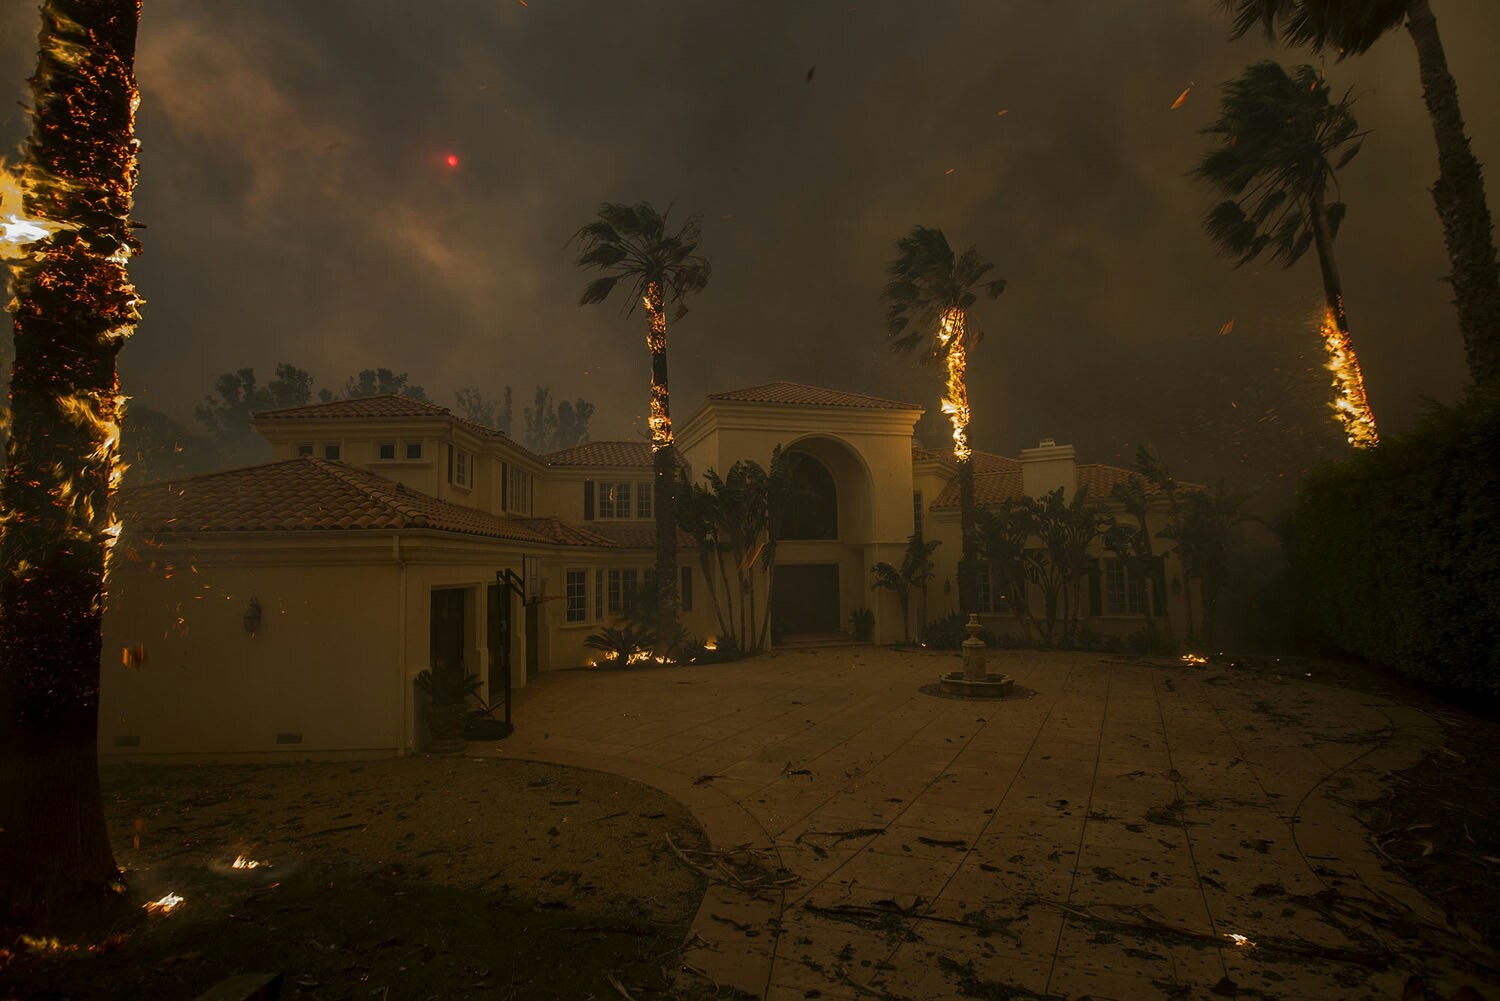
[1,756,726,1000]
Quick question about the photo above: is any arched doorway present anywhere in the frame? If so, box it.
[770,439,874,641]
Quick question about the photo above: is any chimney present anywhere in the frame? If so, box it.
[1020,438,1077,500]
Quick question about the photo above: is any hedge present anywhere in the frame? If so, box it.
[1288,390,1500,695]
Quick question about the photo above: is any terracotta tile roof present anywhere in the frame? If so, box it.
[582,521,696,550]
[708,381,920,411]
[516,517,616,547]
[253,394,526,449]
[930,462,1198,510]
[543,441,685,468]
[117,459,579,545]
[930,470,1024,510]
[913,445,1020,475]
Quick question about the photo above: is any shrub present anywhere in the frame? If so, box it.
[584,622,656,667]
[922,611,998,650]
[849,607,875,642]
[1288,389,1500,695]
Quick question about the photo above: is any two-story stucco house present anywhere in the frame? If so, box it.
[100,381,1198,758]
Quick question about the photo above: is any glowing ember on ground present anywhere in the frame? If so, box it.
[1181,653,1209,665]
[231,855,266,869]
[1317,305,1378,449]
[936,308,972,462]
[1225,932,1256,948]
[142,892,184,914]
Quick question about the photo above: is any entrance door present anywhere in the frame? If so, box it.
[430,588,466,674]
[772,564,841,635]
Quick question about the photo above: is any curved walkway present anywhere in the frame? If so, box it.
[499,646,1495,1000]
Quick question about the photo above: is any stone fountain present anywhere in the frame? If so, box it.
[939,613,1015,698]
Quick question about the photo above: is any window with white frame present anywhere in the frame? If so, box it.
[636,481,653,519]
[1103,558,1144,615]
[323,443,341,461]
[377,441,397,460]
[453,448,472,488]
[297,443,314,458]
[405,440,423,460]
[976,567,1010,614]
[509,467,532,515]
[598,481,650,519]
[565,569,587,623]
[607,568,639,615]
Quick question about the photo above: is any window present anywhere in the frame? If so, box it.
[453,449,471,488]
[323,443,341,461]
[594,570,604,620]
[598,481,647,519]
[297,443,313,458]
[607,569,639,615]
[405,440,423,460]
[976,567,1010,614]
[1104,559,1144,615]
[378,441,396,460]
[565,569,587,623]
[509,467,532,515]
[637,481,653,519]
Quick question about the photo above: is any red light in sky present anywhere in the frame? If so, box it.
[445,153,460,168]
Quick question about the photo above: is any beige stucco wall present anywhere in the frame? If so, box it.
[101,534,406,758]
[676,401,923,645]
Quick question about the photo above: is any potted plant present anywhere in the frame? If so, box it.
[414,661,481,753]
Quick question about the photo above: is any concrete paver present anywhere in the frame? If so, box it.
[498,646,1496,1000]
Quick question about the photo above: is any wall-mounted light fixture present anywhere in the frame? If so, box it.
[243,597,262,635]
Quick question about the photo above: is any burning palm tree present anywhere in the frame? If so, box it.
[573,202,710,642]
[882,226,1006,615]
[0,0,142,922]
[1223,0,1500,389]
[1195,61,1378,448]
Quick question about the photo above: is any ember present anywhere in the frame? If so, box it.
[231,854,266,869]
[142,892,183,914]
[1181,653,1208,665]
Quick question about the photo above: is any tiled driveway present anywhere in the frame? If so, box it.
[500,646,1495,1000]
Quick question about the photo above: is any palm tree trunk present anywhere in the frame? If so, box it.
[756,548,776,652]
[0,0,140,923]
[1405,0,1500,388]
[957,456,979,615]
[1310,188,1379,447]
[643,282,680,647]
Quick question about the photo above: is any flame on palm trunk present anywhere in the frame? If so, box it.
[1319,304,1378,449]
[937,308,971,462]
[643,280,672,451]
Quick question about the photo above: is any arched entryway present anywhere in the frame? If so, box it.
[771,437,873,642]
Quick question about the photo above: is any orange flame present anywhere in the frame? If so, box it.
[1318,305,1378,449]
[643,280,672,451]
[143,892,183,914]
[937,308,971,462]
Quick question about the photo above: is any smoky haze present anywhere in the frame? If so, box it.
[2,0,1497,492]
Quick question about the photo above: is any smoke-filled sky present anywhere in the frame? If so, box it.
[3,1,1498,491]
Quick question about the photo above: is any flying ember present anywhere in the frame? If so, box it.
[445,153,460,168]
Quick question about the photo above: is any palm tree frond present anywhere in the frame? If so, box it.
[578,274,623,306]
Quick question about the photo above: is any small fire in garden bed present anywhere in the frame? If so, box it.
[231,854,267,870]
[142,892,184,914]
[1181,653,1209,666]
[1225,932,1256,948]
